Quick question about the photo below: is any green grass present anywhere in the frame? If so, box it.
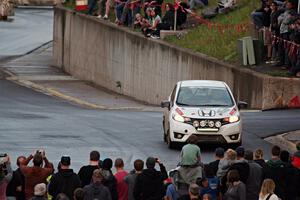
[165,0,260,62]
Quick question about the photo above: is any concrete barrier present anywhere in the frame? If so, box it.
[53,6,300,110]
[14,0,60,6]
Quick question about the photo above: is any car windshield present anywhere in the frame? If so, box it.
[176,86,234,107]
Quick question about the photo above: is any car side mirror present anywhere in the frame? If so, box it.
[238,101,248,110]
[161,101,171,109]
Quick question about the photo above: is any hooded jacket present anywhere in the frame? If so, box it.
[48,168,81,200]
[83,182,112,200]
[134,164,168,200]
[102,169,118,200]
[263,159,286,200]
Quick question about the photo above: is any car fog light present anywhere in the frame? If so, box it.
[230,134,239,140]
[215,121,222,128]
[208,121,214,128]
[200,120,206,127]
[193,121,199,127]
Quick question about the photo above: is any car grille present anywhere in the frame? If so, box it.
[185,118,229,129]
[195,134,227,143]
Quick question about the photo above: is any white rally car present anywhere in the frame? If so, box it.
[161,80,247,149]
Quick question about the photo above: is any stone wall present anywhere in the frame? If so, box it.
[53,6,300,110]
[14,0,60,6]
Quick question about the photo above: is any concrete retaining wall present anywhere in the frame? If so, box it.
[14,0,60,6]
[53,6,300,110]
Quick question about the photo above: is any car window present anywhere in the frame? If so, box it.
[176,86,234,107]
[170,85,177,104]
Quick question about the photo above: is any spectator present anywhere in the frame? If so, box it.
[143,8,162,38]
[292,142,300,169]
[55,193,70,200]
[115,0,130,24]
[124,159,144,200]
[134,157,168,200]
[263,145,286,200]
[48,156,81,200]
[73,188,84,200]
[217,149,236,180]
[205,147,224,177]
[29,183,47,200]
[223,170,246,200]
[165,169,180,200]
[288,16,300,77]
[276,0,297,68]
[0,154,13,200]
[143,0,163,17]
[178,183,201,200]
[178,135,202,185]
[254,149,267,168]
[102,158,118,200]
[151,3,175,38]
[78,151,100,187]
[133,13,147,29]
[114,158,128,200]
[202,194,212,200]
[21,150,54,200]
[259,179,280,200]
[83,169,112,200]
[244,150,263,200]
[267,1,283,64]
[279,150,298,200]
[87,0,98,15]
[6,156,26,200]
[197,176,219,200]
[251,0,272,29]
[97,0,111,19]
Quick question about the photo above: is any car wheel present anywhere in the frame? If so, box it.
[167,130,177,149]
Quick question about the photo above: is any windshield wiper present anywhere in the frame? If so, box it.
[176,102,194,106]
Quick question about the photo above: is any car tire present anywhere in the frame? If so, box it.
[167,130,177,149]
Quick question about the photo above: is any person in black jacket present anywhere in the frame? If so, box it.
[134,157,168,200]
[48,156,81,200]
[78,151,100,187]
[205,147,224,177]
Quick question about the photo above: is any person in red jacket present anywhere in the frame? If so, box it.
[21,150,54,200]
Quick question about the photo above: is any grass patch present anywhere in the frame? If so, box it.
[165,0,260,62]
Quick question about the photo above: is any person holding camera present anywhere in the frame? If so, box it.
[20,150,54,200]
[0,154,13,200]
[133,157,168,200]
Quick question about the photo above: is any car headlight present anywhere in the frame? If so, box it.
[173,113,185,122]
[172,113,191,123]
[224,116,240,123]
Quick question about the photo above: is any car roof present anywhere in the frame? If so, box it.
[179,80,227,88]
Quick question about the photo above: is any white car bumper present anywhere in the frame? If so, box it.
[169,119,242,144]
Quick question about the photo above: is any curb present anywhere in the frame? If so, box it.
[15,6,54,9]
[5,73,162,112]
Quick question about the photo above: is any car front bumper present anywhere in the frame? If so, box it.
[169,119,242,144]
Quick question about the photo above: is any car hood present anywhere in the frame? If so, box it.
[178,106,238,118]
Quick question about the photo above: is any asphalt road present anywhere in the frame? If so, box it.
[1,78,300,172]
[0,8,53,57]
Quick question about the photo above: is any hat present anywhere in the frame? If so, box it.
[34,183,46,196]
[215,147,225,157]
[146,157,156,169]
[236,146,245,157]
[189,183,200,196]
[60,156,71,166]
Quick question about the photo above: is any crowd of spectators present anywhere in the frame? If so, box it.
[1,139,300,200]
[84,0,238,38]
[251,0,300,77]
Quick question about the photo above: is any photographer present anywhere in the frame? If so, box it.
[0,154,13,200]
[21,150,54,200]
[134,157,168,200]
